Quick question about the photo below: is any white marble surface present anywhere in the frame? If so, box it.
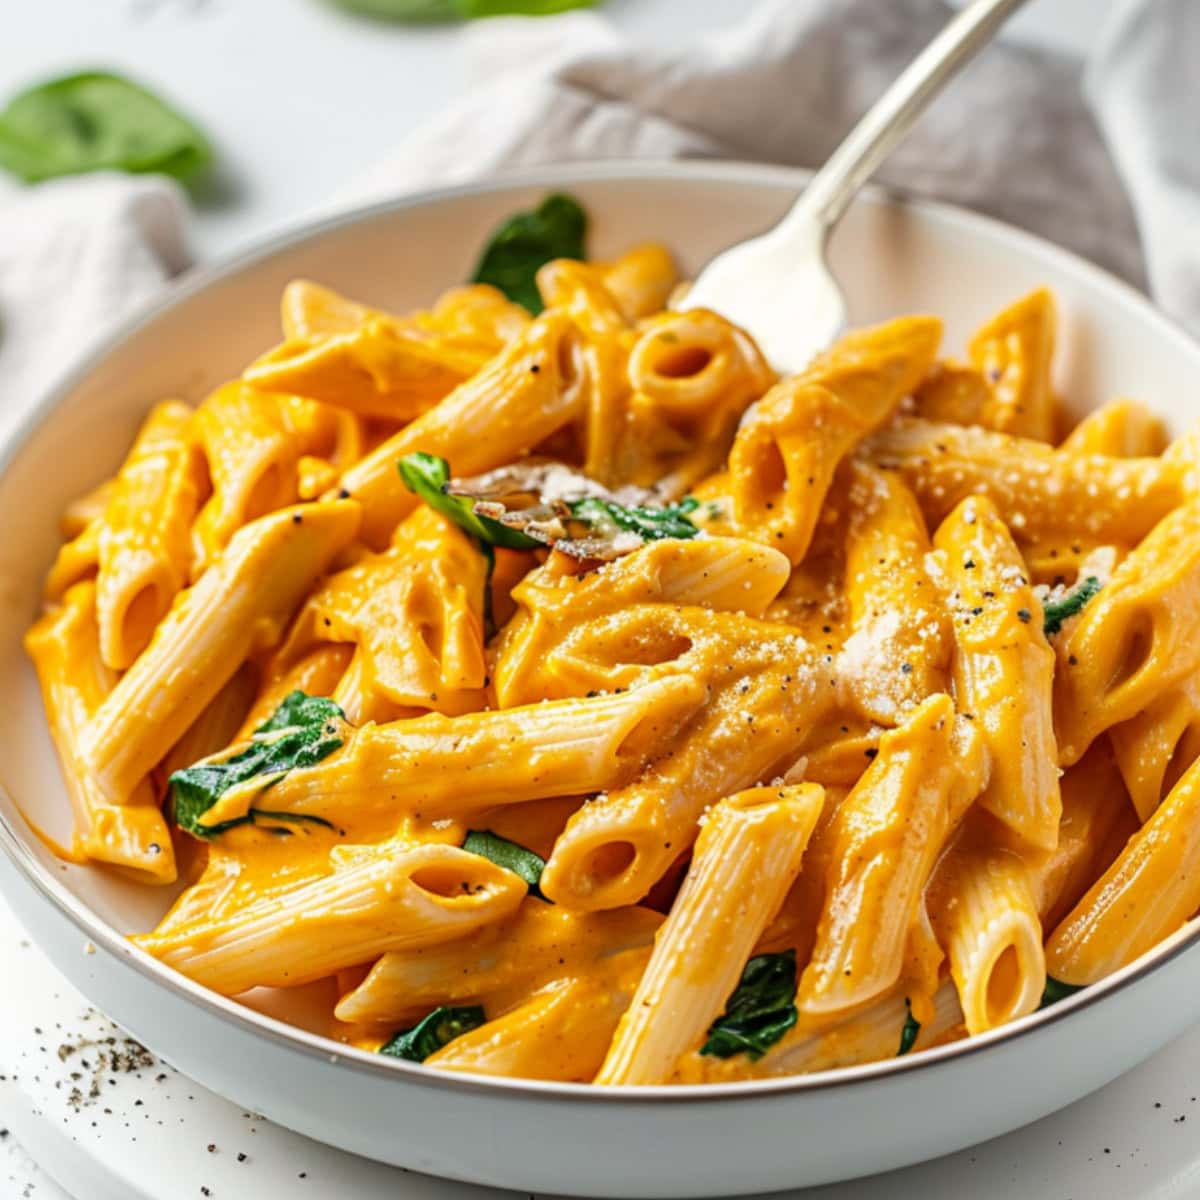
[7,887,1200,1200]
[0,1,1144,1195]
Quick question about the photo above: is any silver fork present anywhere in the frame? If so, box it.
[678,0,1031,374]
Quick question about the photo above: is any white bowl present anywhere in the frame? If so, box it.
[2,162,1199,1198]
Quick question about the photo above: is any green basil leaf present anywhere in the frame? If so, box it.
[568,496,700,543]
[700,951,798,1061]
[330,0,594,20]
[380,1005,487,1062]
[897,998,920,1056]
[472,193,587,314]
[398,453,542,550]
[463,829,547,898]
[1039,976,1083,1010]
[1042,575,1102,637]
[0,72,211,184]
[169,691,346,839]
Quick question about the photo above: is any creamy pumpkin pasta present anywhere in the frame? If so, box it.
[28,193,1200,1084]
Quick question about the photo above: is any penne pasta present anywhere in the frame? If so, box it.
[1058,398,1168,458]
[597,785,823,1085]
[926,813,1046,1036]
[930,496,1061,850]
[81,499,360,805]
[202,675,707,831]
[966,288,1057,442]
[729,316,941,564]
[866,418,1183,545]
[336,312,585,547]
[137,843,527,995]
[95,400,205,669]
[428,960,649,1083]
[838,462,951,725]
[337,902,661,1026]
[1046,753,1200,986]
[541,644,834,912]
[245,321,484,421]
[1055,501,1200,765]
[25,583,175,883]
[796,695,985,1017]
[31,229,1200,1086]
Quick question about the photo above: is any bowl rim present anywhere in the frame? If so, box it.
[3,157,1200,1106]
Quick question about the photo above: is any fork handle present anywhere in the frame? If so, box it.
[790,0,1031,236]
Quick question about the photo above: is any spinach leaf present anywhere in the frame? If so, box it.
[897,998,920,1056]
[169,691,346,839]
[331,0,594,20]
[463,829,547,898]
[569,496,700,543]
[700,951,798,1061]
[472,193,587,314]
[399,453,542,551]
[380,1005,486,1062]
[0,72,211,184]
[1039,976,1083,1010]
[1042,575,1102,637]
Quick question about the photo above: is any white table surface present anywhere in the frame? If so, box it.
[1,1,1147,1196]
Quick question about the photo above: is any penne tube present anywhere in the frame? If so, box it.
[1055,501,1200,765]
[1046,753,1200,986]
[244,320,483,421]
[191,382,325,572]
[420,284,531,355]
[627,309,774,446]
[136,843,527,995]
[81,499,361,805]
[930,496,1061,850]
[540,651,833,912]
[1059,398,1168,458]
[428,961,649,1083]
[161,662,259,781]
[1028,740,1138,930]
[596,784,823,1086]
[305,506,488,716]
[671,981,965,1083]
[967,288,1057,442]
[95,400,205,669]
[1109,674,1200,823]
[25,583,175,883]
[599,244,678,323]
[755,785,847,960]
[838,462,951,725]
[44,518,100,602]
[536,259,629,337]
[204,674,707,831]
[494,538,791,707]
[281,279,381,339]
[729,316,941,564]
[335,312,584,547]
[925,814,1045,1036]
[865,418,1181,545]
[336,902,661,1025]
[911,360,989,426]
[797,695,986,1017]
